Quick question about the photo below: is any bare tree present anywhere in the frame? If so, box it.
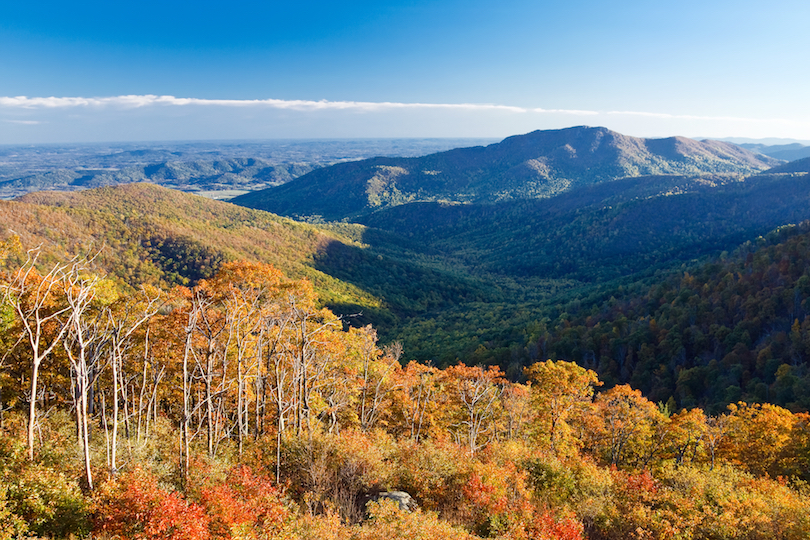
[62,264,104,490]
[2,247,73,461]
[105,287,163,474]
[450,365,503,455]
[359,335,401,432]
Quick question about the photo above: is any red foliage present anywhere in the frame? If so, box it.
[613,468,658,504]
[463,472,508,515]
[93,468,210,540]
[523,510,585,540]
[199,465,290,539]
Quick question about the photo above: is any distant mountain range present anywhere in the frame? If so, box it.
[232,126,779,220]
[0,138,497,200]
[0,158,315,200]
[739,142,810,162]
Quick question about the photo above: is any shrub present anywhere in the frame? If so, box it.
[591,464,810,540]
[200,465,292,539]
[280,429,393,522]
[358,499,477,540]
[93,468,210,540]
[0,485,27,540]
[4,462,90,538]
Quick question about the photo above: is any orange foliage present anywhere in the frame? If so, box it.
[93,468,210,540]
[460,459,534,536]
[199,465,291,540]
[509,510,585,540]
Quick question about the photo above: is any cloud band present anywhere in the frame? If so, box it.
[0,95,533,113]
[1,95,800,127]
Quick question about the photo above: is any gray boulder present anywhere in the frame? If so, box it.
[367,490,417,512]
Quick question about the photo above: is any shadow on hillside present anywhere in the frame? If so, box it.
[312,232,495,332]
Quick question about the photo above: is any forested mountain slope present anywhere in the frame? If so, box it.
[1,183,499,330]
[763,156,810,174]
[1,183,382,311]
[8,168,810,417]
[232,126,778,220]
[359,171,810,281]
[539,222,810,413]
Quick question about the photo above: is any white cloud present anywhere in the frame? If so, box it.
[1,95,808,143]
[0,95,530,113]
[606,110,803,126]
[3,119,43,125]
[532,107,599,116]
[2,95,800,127]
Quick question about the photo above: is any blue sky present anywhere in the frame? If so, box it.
[1,0,809,143]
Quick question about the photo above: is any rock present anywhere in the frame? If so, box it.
[367,490,417,512]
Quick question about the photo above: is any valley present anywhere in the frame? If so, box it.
[4,127,810,540]
[4,126,810,414]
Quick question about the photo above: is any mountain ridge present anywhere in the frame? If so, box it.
[232,126,780,220]
[0,158,315,200]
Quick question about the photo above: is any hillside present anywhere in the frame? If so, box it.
[739,142,810,162]
[763,156,810,174]
[359,172,810,281]
[362,170,810,372]
[232,126,779,220]
[0,158,315,200]
[4,223,810,540]
[2,183,504,333]
[9,164,810,414]
[540,222,810,413]
[2,183,382,312]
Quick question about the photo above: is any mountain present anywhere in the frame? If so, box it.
[354,170,810,368]
[232,126,779,221]
[1,183,496,330]
[358,172,810,281]
[763,156,810,174]
[739,142,810,162]
[0,158,316,200]
[2,183,378,309]
[0,138,499,200]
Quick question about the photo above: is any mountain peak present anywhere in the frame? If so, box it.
[232,127,779,221]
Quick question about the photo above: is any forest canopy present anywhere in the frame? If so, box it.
[2,240,810,540]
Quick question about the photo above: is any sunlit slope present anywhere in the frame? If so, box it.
[233,126,778,221]
[2,183,381,311]
[2,183,497,331]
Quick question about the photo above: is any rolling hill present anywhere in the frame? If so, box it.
[739,142,810,162]
[0,158,315,200]
[6,131,810,412]
[0,183,502,331]
[2,184,383,314]
[232,126,779,220]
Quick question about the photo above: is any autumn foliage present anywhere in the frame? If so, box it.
[94,468,210,540]
[3,250,810,540]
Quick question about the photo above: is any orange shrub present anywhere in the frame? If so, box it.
[461,460,533,536]
[504,510,585,540]
[94,468,210,540]
[200,465,291,539]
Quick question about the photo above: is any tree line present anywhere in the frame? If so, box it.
[2,238,810,539]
